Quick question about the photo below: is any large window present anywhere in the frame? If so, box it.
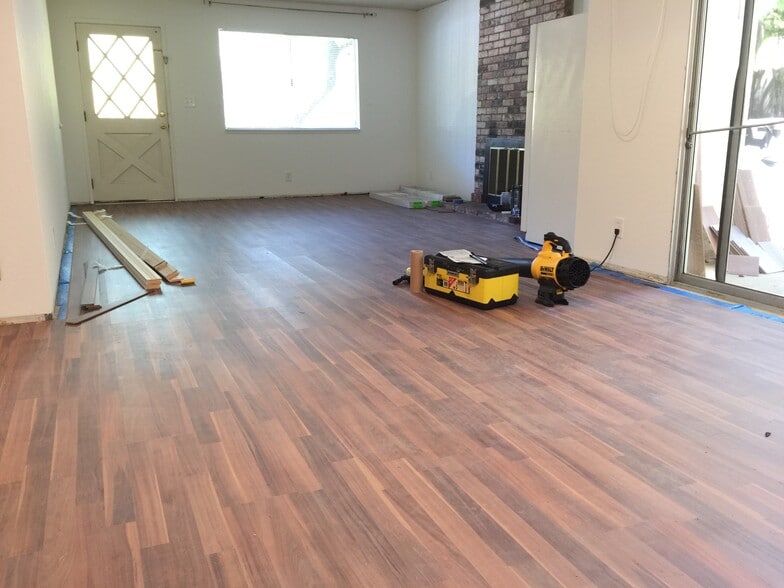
[218,30,360,131]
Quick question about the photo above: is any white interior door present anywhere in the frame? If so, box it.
[523,15,586,245]
[76,23,174,202]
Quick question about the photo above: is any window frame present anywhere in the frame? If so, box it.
[217,29,361,133]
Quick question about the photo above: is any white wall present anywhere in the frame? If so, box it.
[0,0,69,322]
[574,0,694,280]
[47,0,419,202]
[416,0,479,198]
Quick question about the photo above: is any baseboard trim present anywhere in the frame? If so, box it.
[0,313,52,325]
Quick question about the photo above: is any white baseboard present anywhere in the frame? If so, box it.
[0,313,52,325]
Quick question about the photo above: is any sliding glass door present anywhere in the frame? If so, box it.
[680,0,784,305]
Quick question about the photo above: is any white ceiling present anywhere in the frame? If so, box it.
[296,0,444,11]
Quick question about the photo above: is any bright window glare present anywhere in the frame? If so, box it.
[218,30,360,130]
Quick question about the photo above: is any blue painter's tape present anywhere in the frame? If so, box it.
[513,235,542,251]
[592,267,784,324]
[55,216,76,320]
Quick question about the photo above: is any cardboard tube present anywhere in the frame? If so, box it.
[410,250,424,293]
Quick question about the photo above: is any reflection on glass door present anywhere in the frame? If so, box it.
[681,0,784,302]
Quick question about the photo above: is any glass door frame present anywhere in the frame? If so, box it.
[675,0,784,309]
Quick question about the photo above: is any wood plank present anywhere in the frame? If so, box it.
[36,476,89,587]
[489,423,640,528]
[99,215,165,268]
[50,397,79,479]
[82,211,161,290]
[0,398,38,484]
[248,418,322,495]
[126,443,169,548]
[686,184,705,275]
[650,520,772,586]
[12,458,51,556]
[732,186,750,237]
[124,522,146,588]
[387,457,528,587]
[208,410,272,503]
[66,290,149,325]
[99,215,182,282]
[735,168,771,242]
[332,457,440,585]
[236,497,333,586]
[701,205,719,253]
[153,262,180,282]
[735,168,762,206]
[742,206,771,243]
[437,456,594,586]
[81,503,137,587]
[727,254,760,276]
[729,226,784,273]
[183,471,235,556]
[582,528,703,587]
[80,262,101,311]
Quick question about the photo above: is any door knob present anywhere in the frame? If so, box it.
[159,111,167,117]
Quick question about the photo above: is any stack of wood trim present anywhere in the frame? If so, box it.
[83,211,161,290]
[733,169,783,274]
[101,216,164,266]
[706,223,784,275]
[699,168,784,275]
[99,216,181,283]
[729,226,784,274]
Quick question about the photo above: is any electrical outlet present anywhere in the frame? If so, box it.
[613,217,624,239]
[285,171,293,183]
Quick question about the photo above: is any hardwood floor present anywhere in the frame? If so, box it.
[1,195,783,587]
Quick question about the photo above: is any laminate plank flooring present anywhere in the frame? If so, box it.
[1,195,783,587]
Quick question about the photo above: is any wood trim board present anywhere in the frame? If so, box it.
[82,211,161,290]
[80,261,101,311]
[100,216,165,267]
[66,290,150,325]
[154,262,180,282]
[95,214,181,283]
[729,225,784,274]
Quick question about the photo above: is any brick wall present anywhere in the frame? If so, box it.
[474,0,572,200]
